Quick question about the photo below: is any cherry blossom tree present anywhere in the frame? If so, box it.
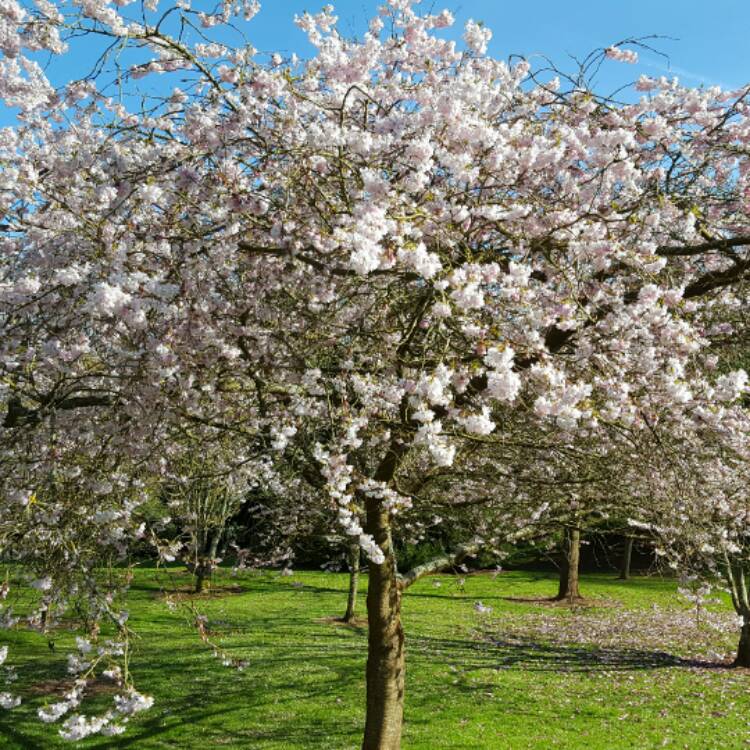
[2,1,750,747]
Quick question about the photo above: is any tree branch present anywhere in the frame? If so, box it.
[656,236,750,257]
[3,394,113,428]
[398,541,481,590]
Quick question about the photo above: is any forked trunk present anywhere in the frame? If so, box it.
[362,500,404,750]
[735,617,750,667]
[344,540,360,623]
[556,526,581,601]
[618,537,634,580]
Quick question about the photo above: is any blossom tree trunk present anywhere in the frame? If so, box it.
[556,526,582,601]
[194,529,222,594]
[736,616,750,668]
[344,540,361,623]
[618,537,634,581]
[194,565,208,594]
[362,497,404,750]
[360,471,481,750]
[723,560,750,667]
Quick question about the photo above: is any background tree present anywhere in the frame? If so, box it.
[162,450,249,593]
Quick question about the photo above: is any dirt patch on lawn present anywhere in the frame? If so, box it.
[27,676,119,698]
[317,615,368,629]
[155,584,245,601]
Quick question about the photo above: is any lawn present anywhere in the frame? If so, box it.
[1,567,749,749]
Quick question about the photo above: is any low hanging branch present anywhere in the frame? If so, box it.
[398,541,482,590]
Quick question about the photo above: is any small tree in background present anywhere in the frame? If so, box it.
[164,460,248,593]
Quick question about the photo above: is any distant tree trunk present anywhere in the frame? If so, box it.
[556,526,582,601]
[362,498,404,750]
[194,529,222,593]
[194,566,207,593]
[618,536,634,580]
[344,540,360,623]
[722,559,750,668]
[735,616,750,667]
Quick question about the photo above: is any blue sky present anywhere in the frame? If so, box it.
[261,0,748,90]
[2,0,749,126]
[254,0,750,92]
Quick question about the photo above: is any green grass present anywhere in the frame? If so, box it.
[2,567,750,749]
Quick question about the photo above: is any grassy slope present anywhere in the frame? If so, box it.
[2,568,750,749]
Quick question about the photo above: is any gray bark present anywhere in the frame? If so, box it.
[556,526,582,601]
[618,537,634,580]
[362,500,404,750]
[344,540,360,622]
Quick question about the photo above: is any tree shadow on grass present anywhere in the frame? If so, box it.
[410,632,730,677]
[2,611,369,750]
[1,633,366,750]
